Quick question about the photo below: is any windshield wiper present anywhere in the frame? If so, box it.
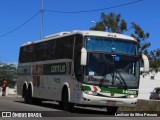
[110,54,128,89]
[115,70,128,89]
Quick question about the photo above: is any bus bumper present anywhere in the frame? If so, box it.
[81,92,137,107]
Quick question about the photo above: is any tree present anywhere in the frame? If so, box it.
[0,62,17,88]
[90,12,127,33]
[156,48,160,59]
[148,49,160,73]
[131,23,150,52]
[90,12,151,53]
[90,22,106,31]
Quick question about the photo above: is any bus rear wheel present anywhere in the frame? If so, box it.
[62,89,74,111]
[23,86,28,103]
[27,86,33,104]
[27,85,37,104]
[106,106,118,115]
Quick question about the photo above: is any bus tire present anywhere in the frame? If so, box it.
[27,85,35,104]
[106,106,118,115]
[58,102,63,108]
[34,98,42,105]
[62,88,74,111]
[23,85,28,103]
[27,85,42,105]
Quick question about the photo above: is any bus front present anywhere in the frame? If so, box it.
[81,35,140,112]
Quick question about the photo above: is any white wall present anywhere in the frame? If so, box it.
[0,87,17,96]
[138,72,160,100]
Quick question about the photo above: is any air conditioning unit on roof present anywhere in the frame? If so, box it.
[44,32,71,39]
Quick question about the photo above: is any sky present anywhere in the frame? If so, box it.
[0,0,159,63]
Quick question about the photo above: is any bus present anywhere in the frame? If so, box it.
[17,30,149,114]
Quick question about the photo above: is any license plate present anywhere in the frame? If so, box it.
[106,100,116,105]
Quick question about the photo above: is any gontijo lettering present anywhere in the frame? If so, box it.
[51,65,65,73]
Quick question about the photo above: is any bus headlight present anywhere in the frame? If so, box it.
[83,91,97,96]
[127,95,137,99]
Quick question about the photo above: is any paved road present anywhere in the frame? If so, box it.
[0,95,159,120]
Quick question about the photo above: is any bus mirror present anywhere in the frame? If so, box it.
[81,47,87,66]
[142,54,149,72]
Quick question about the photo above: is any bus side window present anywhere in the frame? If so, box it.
[19,46,34,63]
[74,34,83,82]
[27,45,35,62]
[19,46,27,63]
[41,42,49,60]
[55,36,74,60]
[63,36,74,59]
[48,40,56,60]
[35,43,41,61]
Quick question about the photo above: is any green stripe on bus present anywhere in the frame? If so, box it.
[82,86,91,91]
[82,85,138,95]
[101,87,138,95]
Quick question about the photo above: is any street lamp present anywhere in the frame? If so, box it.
[91,21,108,31]
[91,21,96,24]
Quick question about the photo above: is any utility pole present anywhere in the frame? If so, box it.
[40,0,44,40]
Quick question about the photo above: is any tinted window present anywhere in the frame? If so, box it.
[74,34,83,81]
[55,36,74,59]
[19,35,75,63]
[19,45,35,63]
[86,37,137,56]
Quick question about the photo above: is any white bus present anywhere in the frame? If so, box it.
[17,30,149,114]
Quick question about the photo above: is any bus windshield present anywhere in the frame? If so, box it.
[86,37,138,56]
[84,53,140,88]
[84,37,140,89]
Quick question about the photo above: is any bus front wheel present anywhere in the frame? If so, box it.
[106,106,118,115]
[62,88,74,111]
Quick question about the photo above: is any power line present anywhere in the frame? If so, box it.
[0,0,142,39]
[0,10,41,39]
[45,0,143,14]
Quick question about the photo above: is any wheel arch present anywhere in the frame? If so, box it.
[61,82,71,102]
[28,81,34,97]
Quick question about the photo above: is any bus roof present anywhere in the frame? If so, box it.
[21,30,137,46]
